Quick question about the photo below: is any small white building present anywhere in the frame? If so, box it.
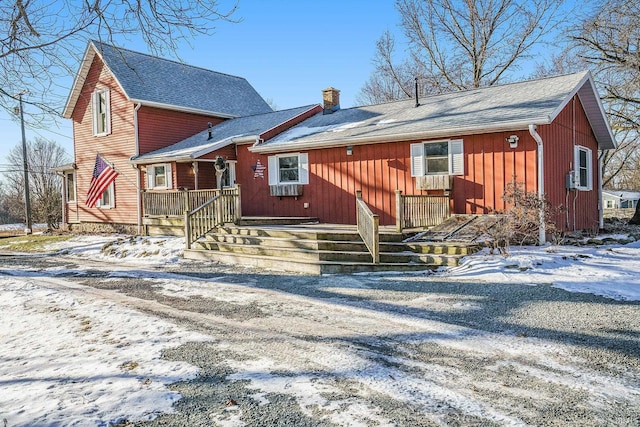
[602,190,640,209]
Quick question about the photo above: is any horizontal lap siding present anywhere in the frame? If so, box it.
[137,108,226,155]
[71,56,138,225]
[164,146,237,190]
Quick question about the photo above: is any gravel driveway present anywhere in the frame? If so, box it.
[2,253,639,426]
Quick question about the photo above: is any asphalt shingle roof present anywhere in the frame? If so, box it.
[93,41,272,117]
[132,105,319,163]
[253,71,615,152]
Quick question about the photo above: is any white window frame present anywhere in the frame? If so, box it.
[147,163,173,190]
[574,146,593,191]
[96,182,115,209]
[410,139,464,177]
[92,88,111,136]
[65,171,76,203]
[268,153,309,185]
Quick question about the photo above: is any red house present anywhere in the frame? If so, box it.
[61,42,616,245]
[60,41,273,232]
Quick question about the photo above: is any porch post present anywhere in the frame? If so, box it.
[355,190,362,228]
[193,161,199,190]
[183,189,191,214]
[395,189,403,233]
[234,184,242,224]
[184,210,191,250]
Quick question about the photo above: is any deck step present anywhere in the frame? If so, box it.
[185,224,480,275]
[194,240,461,265]
[183,249,448,275]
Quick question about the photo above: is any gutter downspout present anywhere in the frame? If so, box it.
[528,124,546,245]
[598,153,604,230]
[134,102,143,235]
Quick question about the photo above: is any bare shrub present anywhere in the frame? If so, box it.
[484,182,564,255]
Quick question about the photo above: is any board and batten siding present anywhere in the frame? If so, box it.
[539,95,600,231]
[236,96,600,231]
[70,54,139,225]
[237,134,540,226]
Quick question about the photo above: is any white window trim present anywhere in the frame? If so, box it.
[147,163,173,190]
[574,145,593,191]
[92,88,111,137]
[268,153,309,185]
[96,182,115,209]
[410,139,464,177]
[65,171,76,203]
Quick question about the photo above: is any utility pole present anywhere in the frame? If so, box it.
[16,91,32,235]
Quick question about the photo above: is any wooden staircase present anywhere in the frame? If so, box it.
[182,224,480,275]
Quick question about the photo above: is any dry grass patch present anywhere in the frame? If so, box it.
[0,234,75,252]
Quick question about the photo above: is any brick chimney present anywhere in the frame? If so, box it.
[322,87,340,114]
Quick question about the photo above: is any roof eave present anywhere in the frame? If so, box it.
[548,71,617,150]
[249,119,551,154]
[132,99,238,119]
[130,135,249,165]
[62,43,96,118]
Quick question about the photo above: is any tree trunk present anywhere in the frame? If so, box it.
[630,201,640,225]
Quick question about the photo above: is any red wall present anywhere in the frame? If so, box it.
[137,107,225,155]
[68,53,231,226]
[70,55,138,225]
[237,96,601,231]
[540,96,600,232]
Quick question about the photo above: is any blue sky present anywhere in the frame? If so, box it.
[0,1,400,166]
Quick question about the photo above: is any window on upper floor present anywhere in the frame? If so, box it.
[268,153,309,185]
[147,164,173,190]
[92,88,111,136]
[574,146,593,191]
[410,139,464,176]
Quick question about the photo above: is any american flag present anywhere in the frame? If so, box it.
[252,159,266,179]
[86,154,119,208]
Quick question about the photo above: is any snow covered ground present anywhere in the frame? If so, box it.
[0,227,639,425]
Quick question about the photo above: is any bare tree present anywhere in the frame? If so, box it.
[569,0,640,189]
[0,0,237,124]
[358,0,567,104]
[0,182,22,225]
[5,138,70,228]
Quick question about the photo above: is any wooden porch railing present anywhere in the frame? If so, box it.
[185,185,241,249]
[143,189,227,217]
[355,190,379,263]
[395,190,450,232]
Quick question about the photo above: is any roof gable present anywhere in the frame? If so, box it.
[251,71,616,153]
[63,41,272,118]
